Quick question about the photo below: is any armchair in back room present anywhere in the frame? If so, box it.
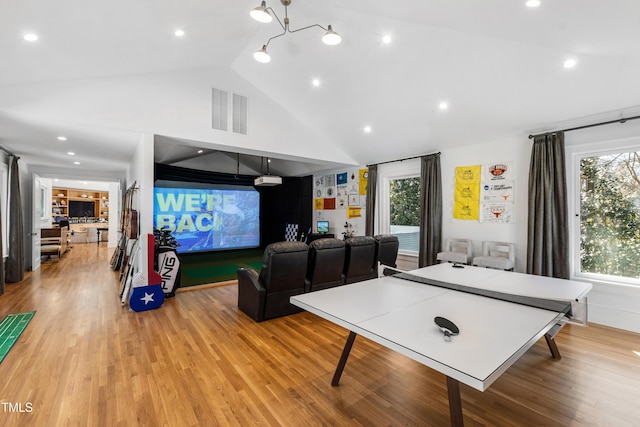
[472,241,516,271]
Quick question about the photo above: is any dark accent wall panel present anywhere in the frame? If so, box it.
[258,176,312,247]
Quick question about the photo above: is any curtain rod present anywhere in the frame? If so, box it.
[0,145,19,159]
[528,115,640,139]
[368,151,441,167]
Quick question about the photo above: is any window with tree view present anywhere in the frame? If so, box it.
[389,177,420,253]
[580,151,640,280]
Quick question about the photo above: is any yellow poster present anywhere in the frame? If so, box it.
[454,164,481,220]
[454,183,480,201]
[453,200,479,220]
[359,168,368,195]
[455,165,481,184]
[347,206,361,218]
[314,198,324,210]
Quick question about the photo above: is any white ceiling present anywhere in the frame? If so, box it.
[1,0,639,180]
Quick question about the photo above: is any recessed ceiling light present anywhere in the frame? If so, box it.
[197,149,203,154]
[312,78,321,87]
[67,152,75,156]
[174,29,185,37]
[564,58,577,69]
[57,136,67,141]
[73,161,80,165]
[364,126,372,133]
[23,33,39,42]
[439,102,449,110]
[526,0,541,7]
[382,35,392,44]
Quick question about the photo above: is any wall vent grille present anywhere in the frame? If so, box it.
[211,88,228,131]
[233,93,248,135]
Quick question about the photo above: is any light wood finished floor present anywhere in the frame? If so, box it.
[1,244,639,426]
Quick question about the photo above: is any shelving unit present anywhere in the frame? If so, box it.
[52,187,109,222]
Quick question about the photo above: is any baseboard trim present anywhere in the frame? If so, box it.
[176,279,238,293]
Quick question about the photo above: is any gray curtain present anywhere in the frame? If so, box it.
[365,164,377,236]
[6,156,24,283]
[418,153,442,267]
[526,133,569,279]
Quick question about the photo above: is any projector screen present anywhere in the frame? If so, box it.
[153,182,260,253]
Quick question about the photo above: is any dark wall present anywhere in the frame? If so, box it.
[258,176,312,247]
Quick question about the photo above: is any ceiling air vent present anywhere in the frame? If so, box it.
[233,93,248,135]
[211,88,228,131]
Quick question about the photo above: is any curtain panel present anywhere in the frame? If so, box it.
[526,133,569,279]
[365,164,377,236]
[418,153,442,267]
[6,156,24,283]
[0,199,3,294]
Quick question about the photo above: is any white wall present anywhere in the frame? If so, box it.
[440,136,531,272]
[437,130,640,333]
[126,133,155,285]
[107,182,119,248]
[312,166,367,239]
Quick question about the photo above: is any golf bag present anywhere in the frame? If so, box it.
[154,229,181,297]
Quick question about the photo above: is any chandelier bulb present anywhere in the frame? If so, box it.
[322,25,342,46]
[254,45,271,63]
[250,1,273,23]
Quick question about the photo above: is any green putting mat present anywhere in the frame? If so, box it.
[180,249,264,287]
[0,311,35,363]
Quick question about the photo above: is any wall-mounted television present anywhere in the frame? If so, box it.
[317,220,329,233]
[69,200,95,217]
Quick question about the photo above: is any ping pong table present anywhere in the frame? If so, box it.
[290,263,592,426]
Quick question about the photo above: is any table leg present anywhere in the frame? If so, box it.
[544,333,561,359]
[331,331,357,386]
[446,376,464,427]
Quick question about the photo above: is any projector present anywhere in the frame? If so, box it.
[254,175,282,186]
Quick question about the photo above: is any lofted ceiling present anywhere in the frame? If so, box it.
[1,0,640,181]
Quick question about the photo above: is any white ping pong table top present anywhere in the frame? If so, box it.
[291,263,592,392]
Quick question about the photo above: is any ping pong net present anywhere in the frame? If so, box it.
[391,270,574,318]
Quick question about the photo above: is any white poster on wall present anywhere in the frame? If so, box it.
[482,181,515,203]
[484,162,513,181]
[481,202,514,223]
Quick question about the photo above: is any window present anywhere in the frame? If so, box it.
[389,177,420,253]
[377,158,421,255]
[568,133,640,286]
[578,150,640,281]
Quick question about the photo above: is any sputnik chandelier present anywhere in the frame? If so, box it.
[250,0,342,63]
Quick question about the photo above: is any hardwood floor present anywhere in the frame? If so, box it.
[1,244,639,426]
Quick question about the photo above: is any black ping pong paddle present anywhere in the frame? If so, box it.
[434,316,459,342]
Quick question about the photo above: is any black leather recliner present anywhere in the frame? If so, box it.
[237,241,309,322]
[305,238,346,292]
[375,234,399,269]
[343,236,378,284]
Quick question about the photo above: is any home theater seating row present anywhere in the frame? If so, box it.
[237,235,399,322]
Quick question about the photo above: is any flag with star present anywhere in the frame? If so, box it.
[129,284,165,312]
